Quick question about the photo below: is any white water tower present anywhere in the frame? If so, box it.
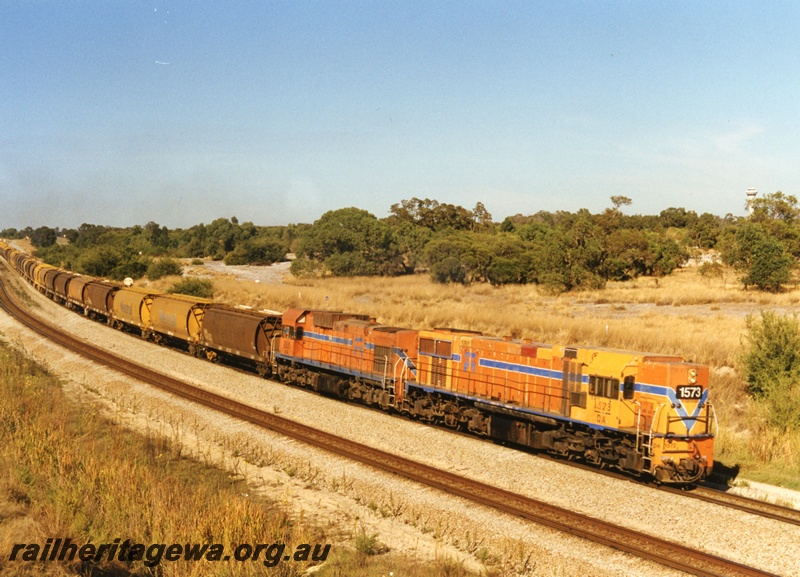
[746,187,758,215]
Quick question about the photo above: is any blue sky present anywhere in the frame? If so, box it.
[2,1,799,230]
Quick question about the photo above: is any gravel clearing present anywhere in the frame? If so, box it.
[1,267,798,576]
[194,260,292,284]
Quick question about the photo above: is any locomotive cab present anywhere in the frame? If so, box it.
[635,360,716,483]
[549,347,716,483]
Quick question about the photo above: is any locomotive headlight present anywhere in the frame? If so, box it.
[688,369,697,384]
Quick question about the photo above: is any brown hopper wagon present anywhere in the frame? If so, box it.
[200,305,282,375]
[43,268,62,293]
[66,276,94,311]
[52,271,80,303]
[23,258,37,280]
[83,281,121,320]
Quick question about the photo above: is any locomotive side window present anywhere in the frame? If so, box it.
[623,375,635,400]
[419,338,452,358]
[590,375,619,400]
[282,326,294,339]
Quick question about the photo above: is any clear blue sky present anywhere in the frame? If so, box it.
[2,1,798,230]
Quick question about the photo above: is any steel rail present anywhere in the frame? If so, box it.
[665,484,800,527]
[523,436,800,529]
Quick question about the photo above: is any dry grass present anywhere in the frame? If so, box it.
[161,267,756,367]
[0,343,320,577]
[0,342,479,576]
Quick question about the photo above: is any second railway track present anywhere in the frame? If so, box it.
[531,448,800,528]
[0,268,783,577]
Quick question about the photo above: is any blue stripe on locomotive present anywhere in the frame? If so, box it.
[476,357,709,434]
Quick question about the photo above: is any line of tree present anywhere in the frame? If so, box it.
[289,192,800,292]
[1,218,296,282]
[3,191,798,292]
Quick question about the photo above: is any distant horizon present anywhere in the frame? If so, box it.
[0,196,754,233]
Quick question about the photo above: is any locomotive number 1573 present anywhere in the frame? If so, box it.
[676,385,703,399]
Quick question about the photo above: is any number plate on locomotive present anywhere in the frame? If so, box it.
[676,385,703,399]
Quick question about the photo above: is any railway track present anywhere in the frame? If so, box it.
[532,450,800,528]
[0,269,781,577]
[664,484,800,527]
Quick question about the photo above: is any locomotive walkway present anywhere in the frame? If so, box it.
[0,267,780,577]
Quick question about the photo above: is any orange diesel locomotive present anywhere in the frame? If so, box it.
[276,311,715,484]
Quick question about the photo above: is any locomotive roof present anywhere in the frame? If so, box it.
[372,325,414,333]
[562,343,686,361]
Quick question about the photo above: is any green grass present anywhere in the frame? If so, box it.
[715,423,800,489]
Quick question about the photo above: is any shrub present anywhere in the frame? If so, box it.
[353,529,385,556]
[224,237,286,266]
[167,278,214,299]
[487,258,523,286]
[147,257,183,280]
[741,237,792,291]
[698,260,724,279]
[723,223,793,291]
[741,311,800,431]
[78,246,149,280]
[431,256,467,284]
[290,255,327,277]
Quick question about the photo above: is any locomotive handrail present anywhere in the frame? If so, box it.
[647,403,666,456]
[707,402,720,437]
[270,334,278,373]
[394,356,405,385]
